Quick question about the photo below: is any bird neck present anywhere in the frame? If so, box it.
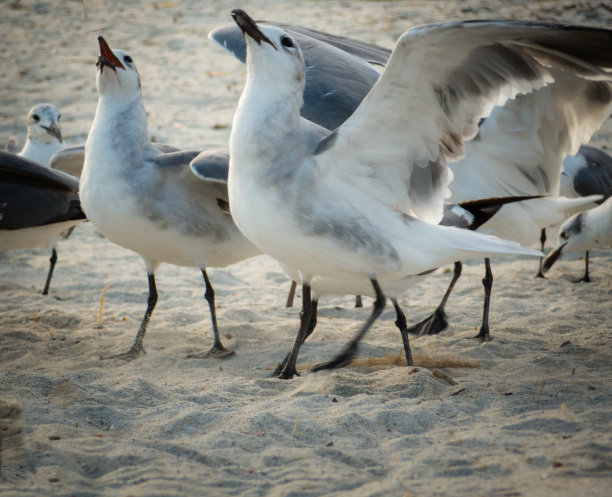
[231,75,303,165]
[19,139,61,167]
[90,95,150,153]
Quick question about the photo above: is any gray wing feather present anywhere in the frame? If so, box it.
[210,24,383,130]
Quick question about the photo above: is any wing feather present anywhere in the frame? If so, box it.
[311,21,612,223]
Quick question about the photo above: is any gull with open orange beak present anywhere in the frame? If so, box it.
[79,36,261,361]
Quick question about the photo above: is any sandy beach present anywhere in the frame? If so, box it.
[1,1,611,496]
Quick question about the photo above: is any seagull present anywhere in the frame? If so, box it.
[0,151,86,294]
[79,36,261,360]
[212,19,612,341]
[1,103,71,294]
[0,104,76,295]
[222,11,612,377]
[550,145,612,281]
[542,196,612,279]
[18,103,64,167]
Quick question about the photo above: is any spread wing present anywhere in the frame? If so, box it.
[449,72,612,202]
[210,23,384,130]
[310,20,612,224]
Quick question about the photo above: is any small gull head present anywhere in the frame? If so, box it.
[26,103,62,144]
[95,36,141,99]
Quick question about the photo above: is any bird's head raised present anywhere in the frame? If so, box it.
[95,36,141,101]
[26,103,62,144]
[232,9,306,97]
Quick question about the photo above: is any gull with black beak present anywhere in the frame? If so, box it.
[213,20,611,343]
[0,104,74,294]
[542,197,612,280]
[79,36,261,360]
[19,103,64,167]
[225,10,612,377]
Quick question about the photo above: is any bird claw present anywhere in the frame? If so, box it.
[471,329,492,342]
[105,347,145,361]
[406,307,448,336]
[187,344,235,359]
[275,368,300,380]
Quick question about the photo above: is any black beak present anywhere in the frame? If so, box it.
[542,242,568,273]
[42,123,63,143]
[97,36,125,72]
[231,9,276,49]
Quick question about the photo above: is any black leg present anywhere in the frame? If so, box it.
[188,269,235,358]
[472,258,493,342]
[286,280,297,308]
[406,261,462,336]
[41,248,58,295]
[355,295,363,308]
[312,277,386,372]
[535,228,547,278]
[574,250,592,283]
[274,297,318,377]
[277,285,315,379]
[108,272,157,360]
[391,298,414,366]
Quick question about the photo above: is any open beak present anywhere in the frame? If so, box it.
[97,36,125,72]
[542,242,568,273]
[231,9,276,49]
[43,123,62,143]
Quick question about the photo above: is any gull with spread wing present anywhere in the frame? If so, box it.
[224,11,612,378]
[213,18,612,348]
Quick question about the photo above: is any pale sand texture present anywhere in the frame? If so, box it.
[1,1,611,496]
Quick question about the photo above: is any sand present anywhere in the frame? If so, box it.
[1,1,611,496]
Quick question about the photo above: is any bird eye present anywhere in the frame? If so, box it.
[57,114,61,121]
[280,36,294,48]
[32,114,40,122]
[96,59,100,67]
[124,55,133,64]
[560,231,566,239]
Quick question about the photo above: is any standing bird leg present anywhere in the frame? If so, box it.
[188,269,235,358]
[41,248,58,295]
[277,285,315,379]
[535,228,547,278]
[109,272,158,360]
[472,258,493,342]
[391,298,414,366]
